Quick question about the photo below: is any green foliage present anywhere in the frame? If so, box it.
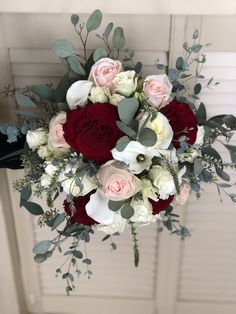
[86,9,102,33]
[112,27,125,50]
[138,128,157,147]
[118,97,139,125]
[104,22,113,39]
[29,85,54,101]
[115,135,130,152]
[52,39,75,58]
[21,201,44,215]
[67,56,86,76]
[196,102,207,125]
[93,47,108,62]
[108,200,125,211]
[120,204,134,219]
[116,121,136,137]
[15,91,36,107]
[33,240,51,254]
[71,14,79,26]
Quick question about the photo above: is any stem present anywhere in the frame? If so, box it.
[128,221,139,267]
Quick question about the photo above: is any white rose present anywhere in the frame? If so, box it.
[109,93,125,106]
[142,112,173,149]
[130,198,159,224]
[26,128,48,151]
[66,80,93,109]
[193,125,205,147]
[97,213,126,235]
[89,86,108,103]
[40,173,51,187]
[37,145,51,159]
[149,165,186,200]
[113,70,137,97]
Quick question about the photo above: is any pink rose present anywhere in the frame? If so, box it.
[98,162,140,201]
[174,182,191,205]
[88,58,122,90]
[48,112,70,149]
[143,74,172,109]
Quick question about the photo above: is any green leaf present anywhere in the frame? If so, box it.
[112,27,125,50]
[21,200,44,215]
[73,250,83,259]
[104,22,113,39]
[120,204,134,219]
[55,73,72,103]
[115,135,130,152]
[33,240,51,254]
[224,144,236,163]
[223,114,236,129]
[15,91,36,107]
[108,200,125,212]
[138,128,157,147]
[67,56,86,76]
[82,258,92,265]
[202,146,223,169]
[194,83,201,95]
[176,56,185,71]
[116,121,136,137]
[52,39,75,58]
[71,14,79,26]
[134,62,142,74]
[51,213,67,230]
[193,30,199,39]
[20,187,32,203]
[93,47,108,62]
[86,9,102,32]
[194,158,203,176]
[196,102,207,125]
[118,97,139,125]
[216,168,230,181]
[29,85,54,101]
[191,44,202,53]
[34,253,47,263]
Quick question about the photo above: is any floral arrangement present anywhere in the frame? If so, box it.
[1,10,236,293]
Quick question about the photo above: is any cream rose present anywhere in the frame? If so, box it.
[130,198,158,224]
[143,74,172,109]
[109,93,125,106]
[149,165,186,200]
[66,80,93,109]
[26,128,47,151]
[48,112,70,150]
[141,178,158,201]
[89,86,108,103]
[113,70,137,97]
[37,145,51,159]
[88,58,122,90]
[40,173,51,188]
[98,162,140,201]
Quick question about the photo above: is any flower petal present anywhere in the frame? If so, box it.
[85,191,115,224]
[66,80,93,109]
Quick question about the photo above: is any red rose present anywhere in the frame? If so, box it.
[150,195,174,215]
[160,100,198,148]
[63,192,98,226]
[63,103,123,164]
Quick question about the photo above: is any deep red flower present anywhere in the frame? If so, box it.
[160,100,198,148]
[63,191,98,226]
[150,195,174,215]
[63,103,123,164]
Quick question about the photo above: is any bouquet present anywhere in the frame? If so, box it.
[1,10,236,294]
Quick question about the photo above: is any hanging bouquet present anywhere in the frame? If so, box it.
[1,10,236,293]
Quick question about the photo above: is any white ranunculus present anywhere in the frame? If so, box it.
[89,86,108,103]
[142,112,173,149]
[109,93,125,106]
[113,70,137,97]
[66,80,93,109]
[112,140,159,174]
[97,213,126,234]
[26,128,48,151]
[130,198,159,224]
[193,125,205,147]
[149,165,186,200]
[40,173,51,187]
[37,145,51,159]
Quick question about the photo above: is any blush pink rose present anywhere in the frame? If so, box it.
[98,162,140,201]
[143,74,172,109]
[48,112,70,149]
[88,58,122,90]
[174,182,191,205]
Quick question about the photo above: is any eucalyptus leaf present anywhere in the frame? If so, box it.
[138,128,157,147]
[223,114,236,129]
[20,187,32,204]
[112,27,125,50]
[216,168,230,182]
[21,200,44,215]
[224,144,236,163]
[86,9,102,32]
[115,135,130,152]
[73,250,83,259]
[52,39,75,58]
[104,22,113,39]
[34,253,47,263]
[191,44,202,53]
[120,204,134,219]
[51,213,67,230]
[118,97,139,125]
[15,91,36,107]
[93,47,108,62]
[83,258,92,265]
[176,56,185,71]
[55,73,72,103]
[194,83,201,95]
[29,85,54,101]
[194,158,203,176]
[71,14,79,26]
[68,56,86,76]
[116,121,136,137]
[202,146,223,168]
[134,62,142,74]
[108,200,125,212]
[196,102,207,125]
[33,240,51,254]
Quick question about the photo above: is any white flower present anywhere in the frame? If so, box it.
[149,165,186,200]
[37,145,51,159]
[109,93,125,106]
[40,173,51,187]
[178,149,199,163]
[140,178,158,201]
[193,125,205,147]
[130,198,159,224]
[45,163,58,176]
[142,112,173,149]
[113,70,137,97]
[66,80,93,109]
[112,141,159,174]
[89,86,108,103]
[97,213,126,234]
[59,165,96,197]
[26,128,47,150]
